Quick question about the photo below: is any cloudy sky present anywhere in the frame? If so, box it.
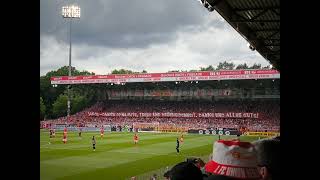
[40,0,270,76]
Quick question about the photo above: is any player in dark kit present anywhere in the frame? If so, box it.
[78,127,82,137]
[92,136,96,151]
[176,138,180,153]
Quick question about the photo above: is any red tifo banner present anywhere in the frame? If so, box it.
[87,112,259,118]
[51,70,280,84]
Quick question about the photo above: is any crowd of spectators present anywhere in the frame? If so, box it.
[42,100,279,132]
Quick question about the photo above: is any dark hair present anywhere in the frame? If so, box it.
[164,162,203,180]
[253,137,280,178]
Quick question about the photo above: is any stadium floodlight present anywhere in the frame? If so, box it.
[247,43,256,51]
[62,5,81,119]
[196,81,199,84]
[62,5,81,18]
[175,82,178,84]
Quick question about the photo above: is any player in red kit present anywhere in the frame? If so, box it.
[100,126,104,139]
[133,133,139,145]
[63,127,67,144]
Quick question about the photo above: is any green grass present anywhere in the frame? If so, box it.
[40,130,259,180]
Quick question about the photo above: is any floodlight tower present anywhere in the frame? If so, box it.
[62,5,80,118]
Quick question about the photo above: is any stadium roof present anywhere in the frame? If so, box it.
[205,0,280,70]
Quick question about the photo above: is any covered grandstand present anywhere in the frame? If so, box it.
[203,0,280,70]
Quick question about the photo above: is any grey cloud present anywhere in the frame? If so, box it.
[40,0,271,76]
[41,0,209,48]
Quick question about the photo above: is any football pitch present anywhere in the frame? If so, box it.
[40,130,259,180]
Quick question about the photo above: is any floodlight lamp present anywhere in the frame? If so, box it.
[208,7,214,12]
[248,43,255,51]
[62,5,81,18]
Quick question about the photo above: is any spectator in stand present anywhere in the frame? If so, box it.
[253,137,280,180]
[204,140,261,180]
[42,100,279,132]
[164,161,203,180]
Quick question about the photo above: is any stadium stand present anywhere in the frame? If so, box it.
[42,99,279,132]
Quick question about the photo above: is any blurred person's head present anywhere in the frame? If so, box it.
[204,140,260,180]
[164,161,203,180]
[253,137,280,180]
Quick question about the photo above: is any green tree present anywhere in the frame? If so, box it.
[216,61,235,70]
[200,65,215,71]
[52,94,68,118]
[236,63,249,69]
[249,63,262,69]
[40,97,46,120]
[112,69,134,74]
[41,66,96,118]
[71,94,89,114]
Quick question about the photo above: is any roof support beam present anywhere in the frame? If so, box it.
[233,6,280,11]
[264,31,280,39]
[271,9,280,16]
[251,9,269,21]
[253,29,279,32]
[231,19,280,23]
[206,0,280,69]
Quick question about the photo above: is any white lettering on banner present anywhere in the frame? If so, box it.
[227,167,246,178]
[245,168,259,178]
[215,113,225,118]
[52,70,279,84]
[199,113,215,118]
[214,165,221,174]
[217,166,227,175]
[86,112,259,118]
[152,112,161,117]
[225,167,246,178]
